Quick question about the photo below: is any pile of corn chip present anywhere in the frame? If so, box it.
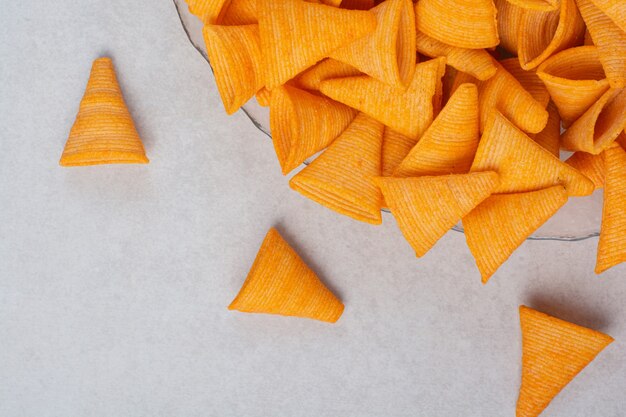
[187,0,626,282]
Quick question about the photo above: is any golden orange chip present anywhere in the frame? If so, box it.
[576,0,626,88]
[290,113,384,224]
[229,228,344,323]
[320,0,343,5]
[381,128,418,177]
[203,24,264,114]
[220,0,257,25]
[186,0,231,24]
[537,46,610,126]
[374,172,499,257]
[320,57,446,139]
[517,306,614,417]
[596,143,626,273]
[517,0,586,70]
[463,186,568,282]
[530,102,561,156]
[471,111,594,196]
[589,0,626,32]
[618,130,626,149]
[60,58,149,167]
[330,0,416,88]
[341,0,375,9]
[566,151,605,188]
[495,0,524,55]
[584,28,595,45]
[507,0,559,11]
[293,59,362,91]
[561,88,626,154]
[415,0,499,49]
[499,58,551,108]
[258,0,376,88]
[415,32,497,81]
[270,85,357,174]
[255,86,271,107]
[395,83,479,177]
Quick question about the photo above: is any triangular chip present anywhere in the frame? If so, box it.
[292,58,362,91]
[220,0,257,25]
[203,24,264,114]
[255,86,271,107]
[537,46,610,126]
[229,228,344,323]
[566,151,605,189]
[60,58,149,166]
[589,0,626,32]
[463,186,568,282]
[415,32,497,81]
[530,102,561,156]
[517,0,586,70]
[499,58,550,108]
[471,111,594,196]
[374,172,499,257]
[415,0,499,49]
[561,88,626,154]
[320,57,446,138]
[618,130,626,149]
[290,113,384,224]
[495,0,524,55]
[341,0,375,10]
[596,144,626,273]
[576,0,626,88]
[584,28,595,45]
[330,0,416,88]
[381,128,418,177]
[395,83,479,177]
[270,85,357,174]
[186,0,231,24]
[507,0,559,10]
[517,306,614,417]
[258,0,377,88]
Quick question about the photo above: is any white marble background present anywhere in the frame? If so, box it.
[0,1,624,416]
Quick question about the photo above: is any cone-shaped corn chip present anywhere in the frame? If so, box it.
[186,0,231,24]
[589,0,626,32]
[341,0,375,10]
[381,128,418,176]
[530,102,561,156]
[270,85,357,174]
[330,0,416,88]
[500,58,550,108]
[517,306,614,417]
[517,0,586,70]
[395,84,479,176]
[596,144,626,273]
[374,172,499,257]
[495,0,524,55]
[561,88,626,154]
[618,130,626,149]
[220,0,257,25]
[229,228,344,323]
[566,151,605,188]
[60,58,148,167]
[415,0,499,49]
[290,113,384,224]
[471,112,594,195]
[293,59,362,91]
[537,46,610,125]
[464,186,568,282]
[584,28,594,45]
[320,58,446,138]
[415,32,497,81]
[203,24,264,114]
[255,87,271,107]
[576,0,626,88]
[507,0,559,11]
[258,0,376,88]
[320,0,343,6]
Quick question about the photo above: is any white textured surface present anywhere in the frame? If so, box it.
[0,1,624,416]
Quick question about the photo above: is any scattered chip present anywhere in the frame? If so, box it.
[381,128,418,177]
[220,0,257,25]
[293,59,362,92]
[530,102,561,157]
[566,151,605,189]
[495,0,524,55]
[589,0,626,32]
[517,305,614,417]
[340,0,375,10]
[395,83,480,177]
[507,0,559,11]
[60,58,149,167]
[374,172,499,257]
[229,228,345,322]
[584,27,595,45]
[463,186,568,282]
[255,86,271,107]
[186,0,231,24]
[500,58,551,108]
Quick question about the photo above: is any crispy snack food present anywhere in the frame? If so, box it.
[588,0,625,32]
[293,59,362,92]
[380,128,417,177]
[507,0,559,11]
[186,0,232,24]
[341,0,375,9]
[220,0,257,25]
[499,58,551,108]
[495,0,524,55]
[60,58,149,166]
[566,151,606,188]
[516,306,614,417]
[229,228,345,322]
[531,102,561,156]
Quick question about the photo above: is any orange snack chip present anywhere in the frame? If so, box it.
[203,24,264,114]
[584,28,595,45]
[495,0,524,55]
[229,228,345,323]
[536,46,610,126]
[596,144,626,273]
[576,0,626,88]
[320,57,446,139]
[395,83,480,177]
[270,85,356,174]
[381,128,418,177]
[293,59,362,92]
[517,306,614,417]
[561,88,626,154]
[415,0,499,49]
[566,151,605,189]
[258,0,376,88]
[471,111,594,196]
[415,32,497,81]
[374,172,499,257]
[186,0,231,24]
[517,0,586,70]
[290,113,384,224]
[341,0,375,10]
[589,0,626,32]
[507,0,559,11]
[220,0,257,25]
[255,86,271,107]
[463,186,568,282]
[330,0,416,88]
[60,58,149,167]
[499,58,550,108]
[530,102,561,156]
